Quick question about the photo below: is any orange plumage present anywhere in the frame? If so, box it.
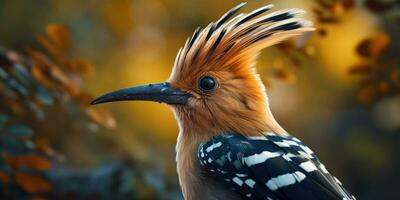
[169,3,313,138]
[168,4,314,199]
[92,3,315,200]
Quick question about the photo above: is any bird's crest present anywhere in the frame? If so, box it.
[169,3,314,81]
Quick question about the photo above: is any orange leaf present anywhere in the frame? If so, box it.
[356,32,390,59]
[45,24,70,50]
[49,66,81,96]
[31,67,52,88]
[86,108,117,129]
[4,155,21,170]
[5,155,51,171]
[358,84,379,104]
[348,63,373,74]
[37,36,62,57]
[34,139,51,153]
[0,170,9,183]
[6,98,27,116]
[276,42,294,52]
[27,49,51,71]
[390,68,400,84]
[15,172,52,193]
[31,196,47,200]
[331,2,345,18]
[273,68,296,84]
[68,58,95,75]
[18,155,51,171]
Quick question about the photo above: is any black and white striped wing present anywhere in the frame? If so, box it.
[198,133,355,200]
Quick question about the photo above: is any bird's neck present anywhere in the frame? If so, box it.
[174,107,286,200]
[175,130,210,200]
[172,105,287,137]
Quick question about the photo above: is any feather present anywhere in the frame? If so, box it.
[198,133,356,200]
[215,2,247,30]
[172,3,314,77]
[234,5,274,28]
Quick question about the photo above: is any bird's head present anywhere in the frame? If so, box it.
[92,3,314,136]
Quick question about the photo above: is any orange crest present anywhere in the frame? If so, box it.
[168,3,314,136]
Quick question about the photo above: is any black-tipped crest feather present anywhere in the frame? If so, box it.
[171,3,314,75]
[234,5,273,27]
[215,2,246,30]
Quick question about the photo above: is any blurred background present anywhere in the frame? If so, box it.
[0,0,399,199]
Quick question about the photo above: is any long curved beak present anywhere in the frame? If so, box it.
[91,82,191,105]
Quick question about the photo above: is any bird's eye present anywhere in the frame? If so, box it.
[199,76,217,92]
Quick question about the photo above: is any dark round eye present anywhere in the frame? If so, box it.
[199,76,217,92]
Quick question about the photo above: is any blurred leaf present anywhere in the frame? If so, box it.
[0,67,9,79]
[13,64,36,87]
[3,154,19,170]
[29,47,81,96]
[35,87,54,106]
[34,139,51,153]
[356,33,390,59]
[31,67,52,88]
[0,170,9,183]
[365,0,395,13]
[0,68,29,97]
[348,63,373,74]
[5,98,27,116]
[15,171,52,193]
[68,58,95,75]
[331,2,345,18]
[358,83,379,104]
[290,57,301,68]
[342,0,356,9]
[390,68,400,84]
[318,29,328,37]
[86,108,117,129]
[45,24,70,51]
[31,196,47,200]
[273,68,296,84]
[276,42,294,53]
[27,49,51,71]
[5,155,51,171]
[27,102,45,121]
[37,36,63,58]
[314,0,354,24]
[51,66,81,96]
[316,0,332,9]
[7,124,34,138]
[17,155,51,171]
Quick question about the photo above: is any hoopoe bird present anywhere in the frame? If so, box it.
[92,3,356,200]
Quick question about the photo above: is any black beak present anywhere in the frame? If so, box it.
[91,82,191,105]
